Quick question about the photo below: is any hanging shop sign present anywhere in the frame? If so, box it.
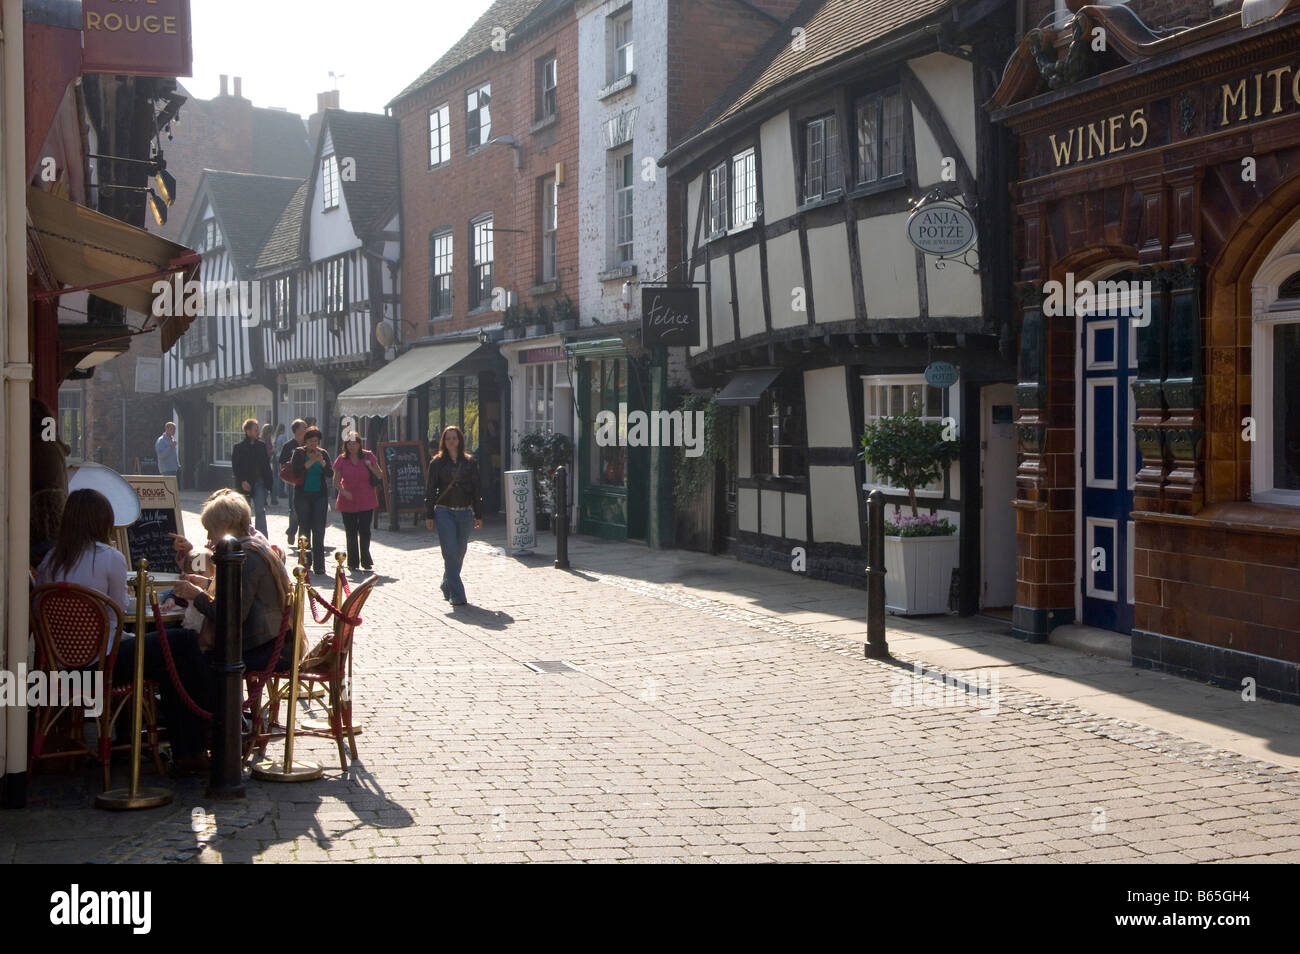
[906,202,977,257]
[924,361,960,389]
[82,0,193,77]
[641,286,700,347]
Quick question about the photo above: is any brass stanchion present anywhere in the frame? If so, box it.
[96,559,174,810]
[251,565,322,781]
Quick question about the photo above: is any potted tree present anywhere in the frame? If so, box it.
[503,303,528,341]
[859,410,960,615]
[529,303,552,338]
[552,294,578,332]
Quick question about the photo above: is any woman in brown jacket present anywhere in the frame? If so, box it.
[424,425,482,606]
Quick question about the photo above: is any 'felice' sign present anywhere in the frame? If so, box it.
[82,0,193,78]
[641,286,700,347]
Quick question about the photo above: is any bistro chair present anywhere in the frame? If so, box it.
[29,582,164,790]
[267,576,376,772]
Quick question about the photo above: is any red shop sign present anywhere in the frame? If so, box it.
[82,0,193,78]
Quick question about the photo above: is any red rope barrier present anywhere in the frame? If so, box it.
[306,585,363,627]
[149,598,212,722]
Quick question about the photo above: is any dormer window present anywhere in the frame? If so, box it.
[321,153,340,211]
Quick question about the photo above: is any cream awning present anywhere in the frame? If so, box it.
[337,340,482,417]
[27,186,200,351]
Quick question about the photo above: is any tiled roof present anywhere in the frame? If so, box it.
[251,108,312,178]
[201,171,304,273]
[703,0,953,133]
[388,0,557,106]
[253,179,309,272]
[320,109,399,238]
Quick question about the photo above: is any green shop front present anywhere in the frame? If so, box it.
[567,338,649,541]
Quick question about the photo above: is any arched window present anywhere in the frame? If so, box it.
[1251,232,1300,505]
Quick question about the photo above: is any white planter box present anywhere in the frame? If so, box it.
[882,534,960,615]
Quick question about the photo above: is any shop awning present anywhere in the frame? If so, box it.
[716,368,781,406]
[27,186,201,351]
[337,340,482,417]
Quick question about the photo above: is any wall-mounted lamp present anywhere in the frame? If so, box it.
[478,328,491,345]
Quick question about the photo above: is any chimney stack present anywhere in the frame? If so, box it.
[317,90,340,112]
[219,74,228,96]
[233,76,242,98]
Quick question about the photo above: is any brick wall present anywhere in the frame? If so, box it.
[394,7,580,342]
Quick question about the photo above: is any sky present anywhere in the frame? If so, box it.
[185,0,495,117]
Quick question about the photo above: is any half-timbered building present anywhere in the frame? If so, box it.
[162,170,302,488]
[990,0,1300,702]
[255,108,400,451]
[663,0,1019,612]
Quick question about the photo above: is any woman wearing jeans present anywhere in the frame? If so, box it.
[333,430,382,572]
[424,425,482,606]
[290,426,332,576]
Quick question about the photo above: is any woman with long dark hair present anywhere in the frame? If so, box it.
[333,430,383,572]
[35,489,128,640]
[424,425,482,606]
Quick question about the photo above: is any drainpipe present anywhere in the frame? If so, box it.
[2,0,31,807]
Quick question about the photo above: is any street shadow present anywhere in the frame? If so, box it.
[448,604,514,630]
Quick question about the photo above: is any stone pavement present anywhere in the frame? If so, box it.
[3,493,1299,863]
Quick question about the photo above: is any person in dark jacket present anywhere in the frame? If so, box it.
[424,425,482,606]
[279,419,307,545]
[290,426,333,575]
[230,418,273,536]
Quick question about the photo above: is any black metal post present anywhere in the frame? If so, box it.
[865,489,889,659]
[554,464,569,570]
[209,536,246,798]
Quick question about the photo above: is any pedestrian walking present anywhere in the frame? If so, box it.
[291,426,333,576]
[424,424,482,606]
[272,423,290,504]
[279,419,307,544]
[264,424,279,505]
[333,430,382,572]
[156,421,179,479]
[230,418,273,537]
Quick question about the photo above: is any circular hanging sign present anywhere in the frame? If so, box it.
[924,361,959,389]
[906,201,977,257]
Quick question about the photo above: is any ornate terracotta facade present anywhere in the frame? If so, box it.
[991,2,1300,702]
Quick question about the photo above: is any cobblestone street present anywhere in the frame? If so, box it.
[4,496,1300,864]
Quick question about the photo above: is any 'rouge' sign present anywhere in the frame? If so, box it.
[82,0,193,78]
[641,286,700,347]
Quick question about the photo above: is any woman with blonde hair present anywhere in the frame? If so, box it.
[172,492,293,674]
[424,424,482,606]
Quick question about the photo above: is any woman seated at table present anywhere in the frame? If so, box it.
[35,489,210,768]
[167,488,283,581]
[172,492,293,676]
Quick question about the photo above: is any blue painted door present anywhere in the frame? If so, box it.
[1081,294,1139,633]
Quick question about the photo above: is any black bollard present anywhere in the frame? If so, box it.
[554,465,570,570]
[865,489,889,660]
[209,536,246,799]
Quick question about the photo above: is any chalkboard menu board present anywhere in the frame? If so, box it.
[126,507,182,573]
[379,442,427,516]
[121,475,185,573]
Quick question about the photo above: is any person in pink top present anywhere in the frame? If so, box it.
[333,430,383,572]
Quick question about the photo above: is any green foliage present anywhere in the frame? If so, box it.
[859,410,958,517]
[673,391,736,503]
[533,303,552,332]
[517,430,573,513]
[503,303,529,333]
[552,294,577,325]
